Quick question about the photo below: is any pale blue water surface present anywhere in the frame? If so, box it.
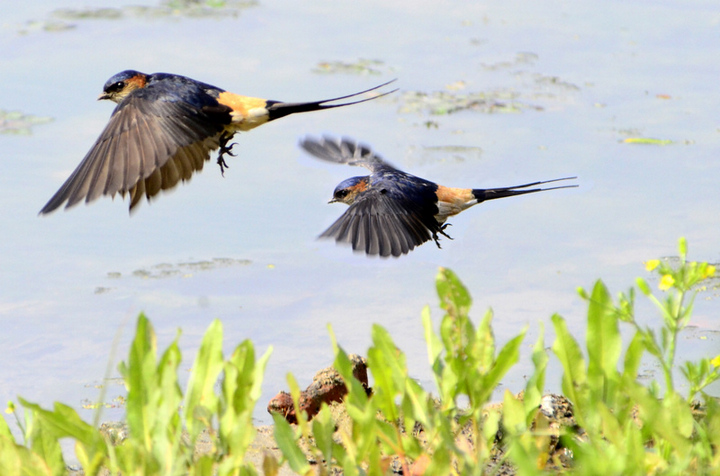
[1,0,718,430]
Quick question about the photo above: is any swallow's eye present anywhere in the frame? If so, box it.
[107,81,125,93]
[336,190,349,199]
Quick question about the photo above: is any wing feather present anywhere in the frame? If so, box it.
[143,168,162,200]
[160,154,181,192]
[40,87,228,214]
[299,136,399,174]
[320,185,437,257]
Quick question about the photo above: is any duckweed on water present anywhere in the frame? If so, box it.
[312,58,390,76]
[0,110,53,135]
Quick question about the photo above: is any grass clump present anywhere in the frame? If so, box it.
[1,238,718,475]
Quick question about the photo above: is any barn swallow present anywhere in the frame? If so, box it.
[39,71,396,214]
[300,136,577,257]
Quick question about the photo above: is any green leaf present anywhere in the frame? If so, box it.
[551,314,587,411]
[28,418,64,476]
[622,332,645,381]
[635,277,652,296]
[0,412,14,441]
[524,323,547,422]
[436,267,471,316]
[189,454,215,476]
[18,400,100,448]
[368,324,406,421]
[475,309,496,373]
[272,412,310,474]
[665,392,693,439]
[626,386,692,457]
[597,402,622,446]
[311,404,337,468]
[401,378,430,429]
[422,306,444,379]
[329,327,369,408]
[150,333,183,473]
[483,327,526,401]
[184,319,224,441]
[119,313,157,446]
[287,372,308,429]
[577,286,589,300]
[18,400,106,473]
[219,340,271,464]
[251,346,273,402]
[586,280,621,404]
[678,237,687,261]
[501,390,526,435]
[0,435,53,476]
[116,314,186,473]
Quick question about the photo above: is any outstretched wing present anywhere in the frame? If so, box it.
[319,178,441,257]
[40,88,230,214]
[299,136,399,173]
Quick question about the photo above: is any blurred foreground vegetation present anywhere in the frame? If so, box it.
[1,238,718,475]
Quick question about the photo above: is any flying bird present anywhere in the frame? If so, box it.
[300,136,577,257]
[40,71,396,214]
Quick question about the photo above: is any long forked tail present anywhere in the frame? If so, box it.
[472,176,578,202]
[266,79,397,121]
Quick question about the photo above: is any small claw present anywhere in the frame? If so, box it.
[219,141,238,158]
[216,132,238,177]
[431,223,454,248]
[217,155,229,177]
[438,223,454,241]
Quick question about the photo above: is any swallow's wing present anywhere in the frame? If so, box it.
[319,178,440,257]
[40,88,229,214]
[299,136,399,174]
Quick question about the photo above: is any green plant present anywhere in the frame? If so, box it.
[1,239,718,475]
[275,267,535,475]
[502,237,719,474]
[560,237,720,474]
[276,239,719,475]
[0,315,272,476]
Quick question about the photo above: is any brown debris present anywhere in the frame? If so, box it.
[267,354,369,423]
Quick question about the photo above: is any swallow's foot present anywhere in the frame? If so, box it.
[439,223,454,240]
[432,234,443,249]
[217,133,237,177]
[432,224,453,249]
[217,155,230,176]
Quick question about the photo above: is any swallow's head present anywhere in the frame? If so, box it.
[330,176,370,205]
[99,70,148,103]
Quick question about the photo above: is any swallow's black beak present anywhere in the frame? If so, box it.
[98,92,111,101]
